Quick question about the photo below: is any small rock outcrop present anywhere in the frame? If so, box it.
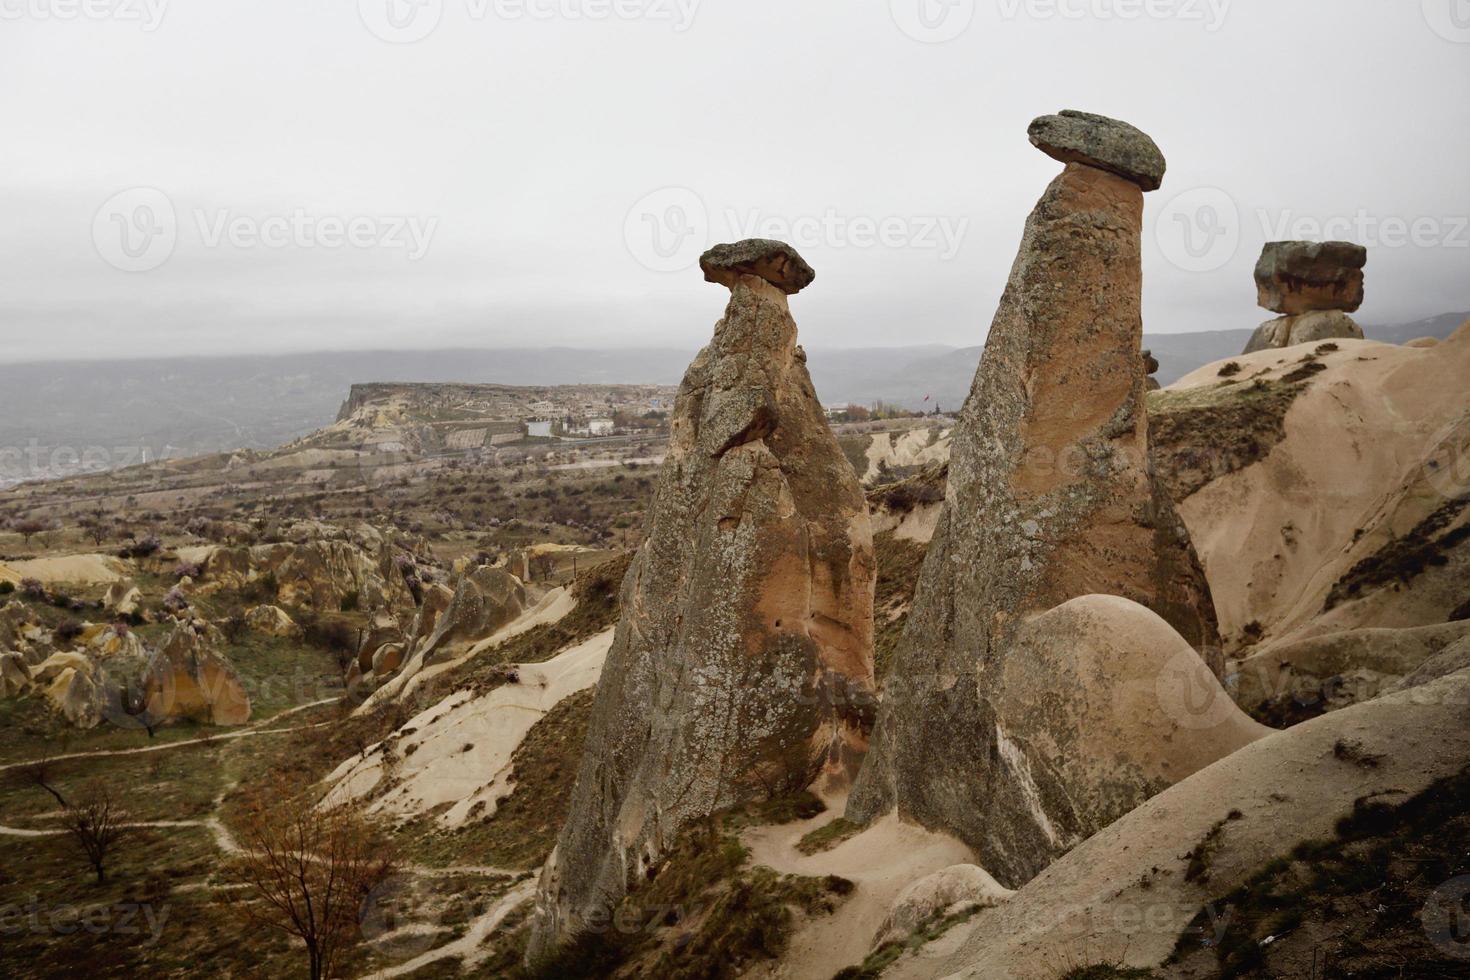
[847,111,1228,889]
[243,604,300,638]
[873,864,1013,949]
[1244,241,1367,353]
[527,240,876,962]
[103,580,142,618]
[419,566,526,665]
[143,622,252,726]
[1,651,32,696]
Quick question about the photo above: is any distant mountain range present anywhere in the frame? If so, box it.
[0,312,1462,486]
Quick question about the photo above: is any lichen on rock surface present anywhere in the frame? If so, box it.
[846,113,1234,890]
[526,240,875,962]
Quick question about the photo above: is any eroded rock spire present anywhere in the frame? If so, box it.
[526,239,875,961]
[846,111,1240,888]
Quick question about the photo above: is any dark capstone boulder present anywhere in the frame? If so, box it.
[1254,240,1367,315]
[1027,109,1166,191]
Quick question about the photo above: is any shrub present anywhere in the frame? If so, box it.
[20,578,45,600]
[339,590,360,613]
[0,581,12,596]
[55,619,85,644]
[174,560,203,581]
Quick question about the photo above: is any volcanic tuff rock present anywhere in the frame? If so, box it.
[419,566,525,665]
[1244,309,1365,354]
[700,238,816,294]
[143,621,252,726]
[1027,109,1166,191]
[1255,240,1367,314]
[1244,242,1369,353]
[847,113,1226,889]
[527,240,875,961]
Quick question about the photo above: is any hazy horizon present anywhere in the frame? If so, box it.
[3,0,1467,364]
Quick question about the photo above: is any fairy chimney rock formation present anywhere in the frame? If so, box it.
[1244,241,1368,353]
[527,240,875,962]
[847,111,1235,889]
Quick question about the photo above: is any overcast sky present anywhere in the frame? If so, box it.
[1,0,1466,363]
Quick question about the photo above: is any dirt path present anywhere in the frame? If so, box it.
[361,878,538,979]
[0,698,339,775]
[741,793,975,980]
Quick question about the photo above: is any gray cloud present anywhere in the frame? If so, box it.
[0,0,1466,363]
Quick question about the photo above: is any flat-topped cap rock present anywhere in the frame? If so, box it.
[700,239,815,294]
[1028,110,1166,191]
[1255,240,1367,314]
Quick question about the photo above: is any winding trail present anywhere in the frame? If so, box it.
[361,878,539,979]
[0,698,339,775]
[1,691,541,975]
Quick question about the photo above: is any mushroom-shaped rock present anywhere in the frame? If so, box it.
[528,236,874,964]
[874,864,1013,949]
[1027,110,1166,191]
[1254,240,1367,315]
[846,112,1228,891]
[700,238,816,294]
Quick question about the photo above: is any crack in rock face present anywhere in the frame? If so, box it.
[846,113,1236,890]
[526,240,875,963]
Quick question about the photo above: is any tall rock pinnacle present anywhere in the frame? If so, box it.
[846,111,1235,888]
[526,239,876,961]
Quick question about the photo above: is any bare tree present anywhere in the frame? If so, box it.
[63,781,130,884]
[14,517,48,547]
[81,506,111,547]
[12,755,70,809]
[225,788,395,980]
